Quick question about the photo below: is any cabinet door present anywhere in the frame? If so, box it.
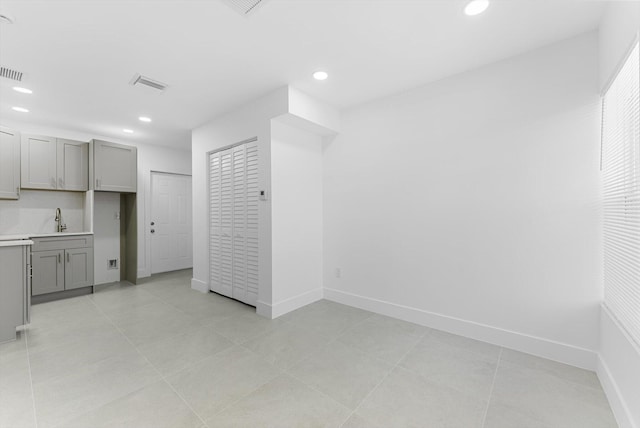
[32,250,65,295]
[21,134,57,190]
[65,247,94,290]
[94,140,137,192]
[57,139,88,191]
[0,127,21,199]
[0,246,25,342]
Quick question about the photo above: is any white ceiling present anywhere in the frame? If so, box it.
[0,0,607,149]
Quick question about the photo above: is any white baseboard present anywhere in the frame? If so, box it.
[272,288,323,318]
[256,288,324,319]
[598,355,637,428]
[190,278,208,293]
[324,287,598,370]
[256,301,273,319]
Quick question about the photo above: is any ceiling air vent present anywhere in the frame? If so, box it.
[222,0,267,16]
[0,66,23,81]
[130,74,168,92]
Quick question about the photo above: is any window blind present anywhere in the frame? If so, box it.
[602,42,640,346]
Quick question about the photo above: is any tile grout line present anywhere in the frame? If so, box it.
[92,275,285,426]
[23,330,40,428]
[89,284,382,426]
[338,327,430,427]
[210,348,285,418]
[211,311,374,419]
[200,327,300,418]
[86,296,211,428]
[286,370,354,416]
[281,335,353,412]
[480,347,503,428]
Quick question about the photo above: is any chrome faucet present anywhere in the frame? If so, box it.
[54,208,67,233]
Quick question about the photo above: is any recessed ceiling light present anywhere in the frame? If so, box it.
[0,13,15,24]
[12,106,28,113]
[464,0,489,16]
[313,71,328,81]
[123,129,134,134]
[138,116,152,123]
[13,87,32,94]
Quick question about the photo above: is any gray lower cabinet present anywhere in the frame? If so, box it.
[65,247,93,290]
[0,243,30,343]
[31,236,94,296]
[32,250,65,295]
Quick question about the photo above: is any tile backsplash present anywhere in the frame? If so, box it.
[0,190,86,235]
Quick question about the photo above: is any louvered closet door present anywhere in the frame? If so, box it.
[208,141,258,306]
[232,145,247,302]
[209,152,223,294]
[245,142,259,305]
[220,149,234,297]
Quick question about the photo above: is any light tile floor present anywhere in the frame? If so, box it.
[0,270,618,428]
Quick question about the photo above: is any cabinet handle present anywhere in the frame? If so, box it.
[67,253,70,263]
[16,186,19,197]
[96,178,101,189]
[58,253,61,264]
[59,177,64,189]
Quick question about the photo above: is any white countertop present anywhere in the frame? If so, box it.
[0,240,34,247]
[0,232,93,241]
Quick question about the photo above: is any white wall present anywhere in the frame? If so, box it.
[93,191,120,284]
[323,32,602,369]
[136,144,192,278]
[0,190,85,234]
[191,87,289,310]
[599,0,640,91]
[191,86,338,317]
[270,119,324,316]
[597,5,640,428]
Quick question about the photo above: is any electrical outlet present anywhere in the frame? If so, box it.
[107,258,118,269]
[335,268,342,278]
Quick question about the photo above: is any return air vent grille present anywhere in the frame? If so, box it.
[130,74,168,92]
[0,66,23,81]
[222,0,267,16]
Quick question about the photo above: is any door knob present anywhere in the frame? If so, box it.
[151,229,155,233]
[150,221,155,226]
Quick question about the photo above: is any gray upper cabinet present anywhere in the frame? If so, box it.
[0,126,21,199]
[21,134,89,191]
[21,134,57,190]
[92,140,137,193]
[57,139,89,191]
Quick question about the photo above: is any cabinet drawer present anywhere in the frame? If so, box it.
[32,235,93,252]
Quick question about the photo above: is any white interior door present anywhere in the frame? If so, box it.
[208,140,258,306]
[151,172,193,274]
